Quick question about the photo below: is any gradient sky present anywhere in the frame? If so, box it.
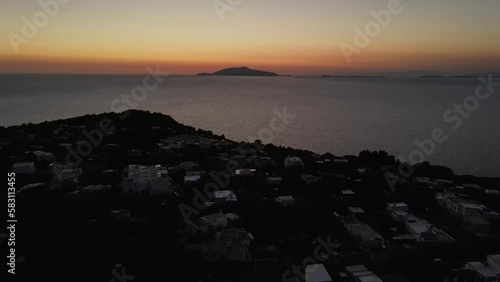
[1,0,499,75]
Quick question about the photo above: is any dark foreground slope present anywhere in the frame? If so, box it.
[1,110,499,282]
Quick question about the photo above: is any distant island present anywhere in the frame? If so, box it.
[420,75,444,78]
[197,66,278,77]
[420,74,500,79]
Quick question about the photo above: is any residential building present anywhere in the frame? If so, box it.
[266,176,283,186]
[201,228,253,262]
[345,265,383,282]
[252,156,274,169]
[464,255,500,282]
[187,212,241,234]
[235,168,256,177]
[348,207,365,218]
[122,164,172,195]
[302,174,320,185]
[344,223,384,248]
[32,151,55,162]
[386,202,409,213]
[405,219,454,243]
[214,190,238,204]
[341,190,356,204]
[52,163,82,187]
[386,203,418,223]
[184,175,202,185]
[276,196,295,206]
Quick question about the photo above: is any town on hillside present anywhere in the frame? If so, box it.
[2,110,500,282]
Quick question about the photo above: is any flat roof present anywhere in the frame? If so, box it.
[358,274,383,282]
[387,202,408,208]
[214,190,237,201]
[345,265,368,273]
[348,207,365,213]
[184,175,201,181]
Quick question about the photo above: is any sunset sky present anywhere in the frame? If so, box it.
[1,0,499,75]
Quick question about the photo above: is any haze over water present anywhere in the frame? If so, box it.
[1,74,499,177]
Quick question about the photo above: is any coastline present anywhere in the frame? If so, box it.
[2,110,498,183]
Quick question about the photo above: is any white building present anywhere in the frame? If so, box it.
[386,202,409,213]
[122,165,172,195]
[386,203,415,223]
[184,175,202,185]
[214,190,238,204]
[235,168,256,177]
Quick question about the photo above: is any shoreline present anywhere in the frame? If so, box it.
[2,110,499,182]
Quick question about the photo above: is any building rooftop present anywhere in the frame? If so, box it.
[459,202,486,210]
[348,207,365,214]
[276,196,294,201]
[217,228,253,243]
[214,190,238,201]
[125,164,169,183]
[235,168,256,176]
[466,261,500,278]
[345,265,369,273]
[386,202,408,209]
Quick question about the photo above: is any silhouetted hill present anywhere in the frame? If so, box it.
[197,67,278,77]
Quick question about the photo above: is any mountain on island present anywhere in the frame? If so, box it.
[197,67,278,77]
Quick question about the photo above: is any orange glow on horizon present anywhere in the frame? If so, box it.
[1,0,499,75]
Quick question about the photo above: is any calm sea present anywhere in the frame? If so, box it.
[1,74,499,177]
